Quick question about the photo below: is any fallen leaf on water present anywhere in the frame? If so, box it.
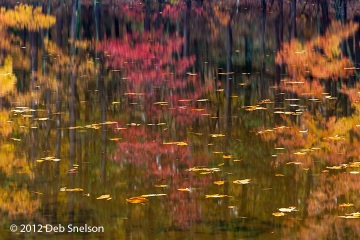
[97,194,111,200]
[186,167,221,173]
[66,168,78,174]
[338,212,360,219]
[141,194,167,197]
[211,134,225,137]
[177,188,191,192]
[272,212,285,217]
[109,138,121,141]
[205,194,227,198]
[279,206,297,212]
[218,163,225,166]
[286,162,302,165]
[213,151,224,154]
[326,165,343,170]
[126,196,148,204]
[214,181,225,185]
[222,155,233,159]
[60,187,84,192]
[176,142,188,146]
[154,185,168,188]
[233,179,251,184]
[339,203,354,208]
[275,174,285,177]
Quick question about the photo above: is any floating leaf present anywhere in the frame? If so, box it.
[60,187,84,192]
[279,206,297,213]
[154,185,168,188]
[176,142,188,146]
[211,134,225,137]
[205,194,227,198]
[326,165,343,170]
[177,188,191,192]
[109,138,122,141]
[272,212,285,217]
[97,194,111,200]
[338,212,360,219]
[126,196,148,204]
[233,179,251,185]
[214,181,225,185]
[339,203,354,208]
[140,194,167,197]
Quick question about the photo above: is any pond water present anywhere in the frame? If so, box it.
[1,1,360,239]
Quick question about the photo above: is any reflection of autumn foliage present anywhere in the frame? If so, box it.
[0,184,40,219]
[0,56,16,97]
[0,4,56,30]
[0,111,12,137]
[276,21,358,98]
[281,173,360,240]
[0,143,33,179]
[98,31,195,86]
[110,124,211,229]
[259,110,360,169]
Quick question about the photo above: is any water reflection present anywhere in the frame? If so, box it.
[0,1,360,239]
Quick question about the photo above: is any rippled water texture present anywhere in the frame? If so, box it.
[1,1,360,239]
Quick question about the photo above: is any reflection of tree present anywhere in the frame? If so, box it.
[0,56,16,97]
[275,21,358,98]
[0,4,56,30]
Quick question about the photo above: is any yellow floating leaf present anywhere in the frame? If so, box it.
[176,142,188,146]
[272,212,285,217]
[154,185,168,188]
[61,188,84,192]
[211,134,225,137]
[233,159,242,162]
[339,203,354,208]
[350,171,359,174]
[177,188,191,192]
[275,174,285,177]
[126,196,148,204]
[222,155,233,159]
[36,118,49,121]
[214,181,225,185]
[205,194,227,198]
[233,179,251,185]
[279,207,297,212]
[36,159,44,163]
[326,165,343,170]
[286,162,302,165]
[218,163,225,167]
[140,194,167,197]
[109,138,121,141]
[97,194,111,200]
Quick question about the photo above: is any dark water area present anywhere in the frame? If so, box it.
[1,1,360,239]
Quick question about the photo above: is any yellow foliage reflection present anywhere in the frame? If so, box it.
[0,4,56,30]
[0,184,40,218]
[0,56,16,97]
